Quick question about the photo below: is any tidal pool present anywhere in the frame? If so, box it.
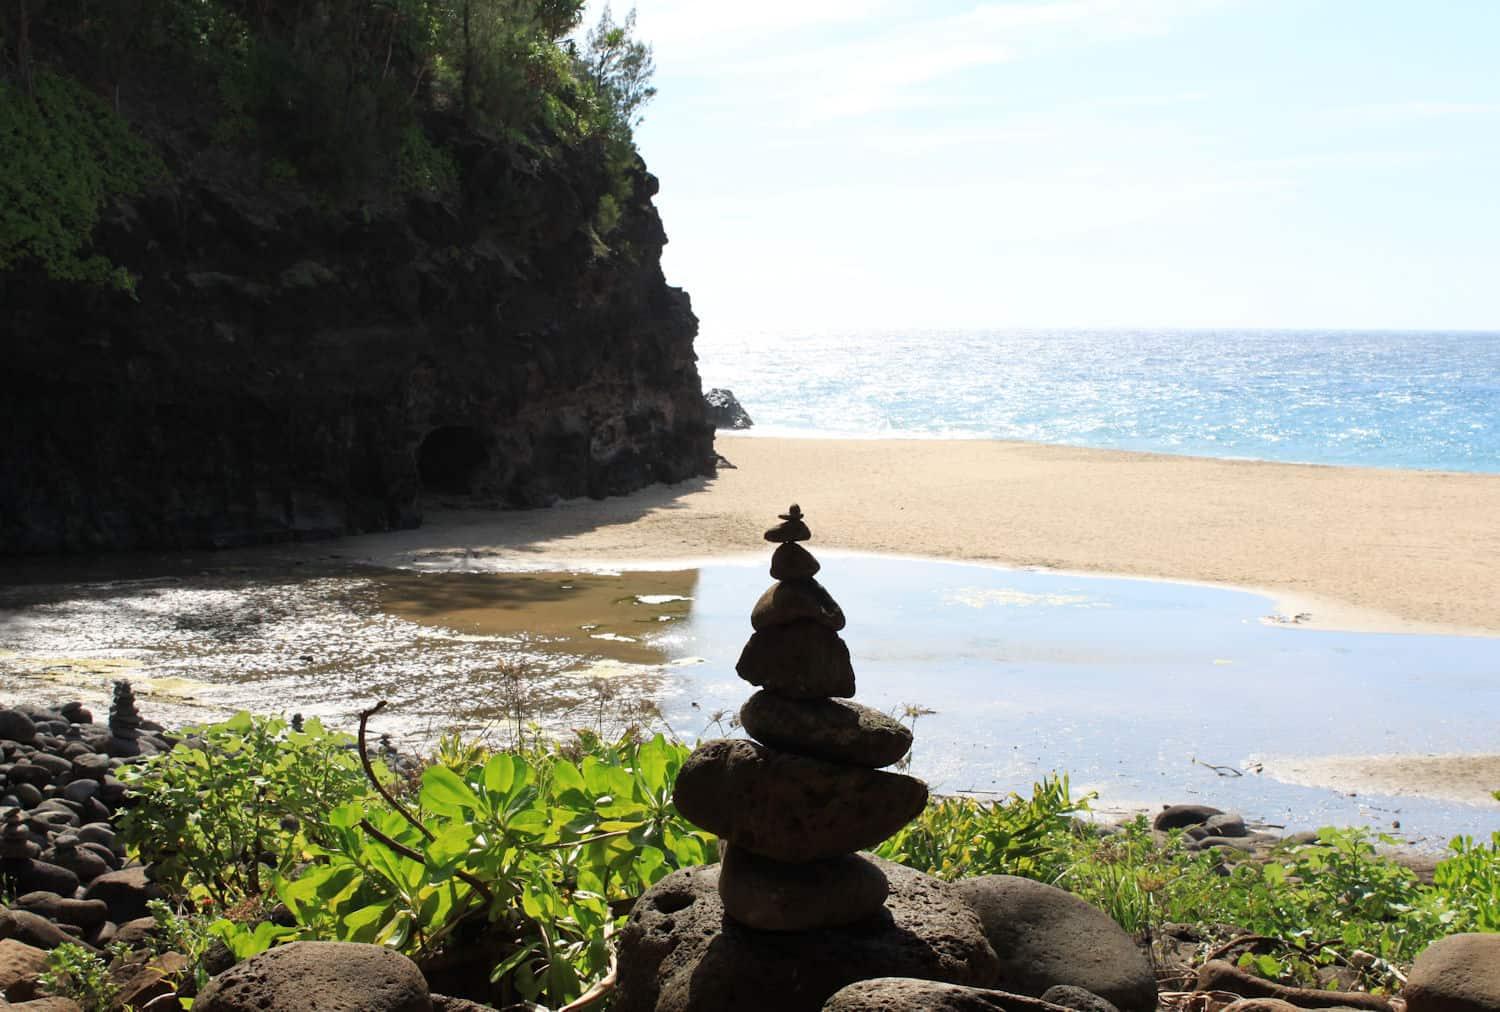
[2,550,1497,845]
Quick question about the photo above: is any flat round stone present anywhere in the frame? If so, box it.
[750,579,846,632]
[764,518,812,543]
[736,622,855,699]
[672,739,927,862]
[718,844,889,931]
[614,859,1000,1012]
[770,542,820,580]
[740,692,911,768]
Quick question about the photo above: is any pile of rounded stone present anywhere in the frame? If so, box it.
[613,508,1164,1012]
[0,685,171,962]
[678,504,926,932]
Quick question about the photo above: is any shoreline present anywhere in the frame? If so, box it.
[332,433,1500,638]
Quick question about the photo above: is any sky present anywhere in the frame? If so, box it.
[581,0,1500,334]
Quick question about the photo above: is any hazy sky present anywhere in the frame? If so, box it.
[584,0,1500,334]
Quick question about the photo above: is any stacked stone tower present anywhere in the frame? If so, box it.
[672,504,929,930]
[615,507,1159,1012]
[614,509,1002,1011]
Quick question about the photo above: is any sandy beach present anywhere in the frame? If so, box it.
[350,434,1500,638]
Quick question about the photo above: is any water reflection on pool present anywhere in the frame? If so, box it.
[2,551,1497,844]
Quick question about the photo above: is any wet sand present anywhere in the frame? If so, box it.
[340,434,1500,637]
[1260,754,1500,810]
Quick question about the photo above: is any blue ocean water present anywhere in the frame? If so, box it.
[697,329,1500,472]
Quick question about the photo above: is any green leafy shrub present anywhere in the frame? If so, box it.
[1430,832,1500,932]
[875,774,1089,882]
[0,71,164,290]
[39,942,121,1009]
[397,125,459,195]
[206,728,711,1008]
[118,712,376,905]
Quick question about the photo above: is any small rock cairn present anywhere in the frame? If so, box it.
[672,505,927,931]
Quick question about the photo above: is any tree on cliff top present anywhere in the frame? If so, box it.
[582,4,657,133]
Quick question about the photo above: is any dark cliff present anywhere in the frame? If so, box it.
[1,111,715,554]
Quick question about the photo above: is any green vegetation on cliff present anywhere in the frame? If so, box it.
[0,0,655,287]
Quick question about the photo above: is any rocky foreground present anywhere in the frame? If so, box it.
[2,688,1497,1011]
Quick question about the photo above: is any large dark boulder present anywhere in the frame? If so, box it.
[954,876,1157,1012]
[81,866,165,923]
[672,739,927,862]
[703,388,753,429]
[614,860,1000,1012]
[1403,935,1500,1012]
[195,941,432,1012]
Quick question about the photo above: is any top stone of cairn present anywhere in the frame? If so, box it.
[764,503,812,543]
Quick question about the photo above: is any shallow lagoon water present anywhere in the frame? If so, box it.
[2,551,1497,845]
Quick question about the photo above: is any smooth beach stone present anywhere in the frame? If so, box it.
[1152,804,1222,831]
[613,859,999,1012]
[82,866,165,923]
[824,978,1077,1012]
[0,710,37,744]
[750,578,846,632]
[718,843,889,931]
[672,739,927,862]
[764,518,812,543]
[17,892,109,929]
[736,621,856,699]
[740,692,912,768]
[0,907,89,951]
[954,875,1158,1012]
[1042,986,1123,1012]
[771,541,821,580]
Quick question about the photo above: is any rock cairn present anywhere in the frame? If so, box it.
[672,504,925,931]
[614,509,1011,1012]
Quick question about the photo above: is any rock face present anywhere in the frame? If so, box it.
[953,876,1157,1012]
[1,114,715,554]
[1404,934,1500,1012]
[704,388,754,429]
[614,862,1000,1012]
[194,941,433,1012]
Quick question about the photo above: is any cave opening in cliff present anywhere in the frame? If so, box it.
[418,426,487,496]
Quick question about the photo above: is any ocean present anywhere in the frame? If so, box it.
[696,329,1500,472]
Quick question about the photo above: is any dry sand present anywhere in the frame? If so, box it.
[350,434,1500,637]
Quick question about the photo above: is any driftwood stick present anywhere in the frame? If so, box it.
[356,701,495,906]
